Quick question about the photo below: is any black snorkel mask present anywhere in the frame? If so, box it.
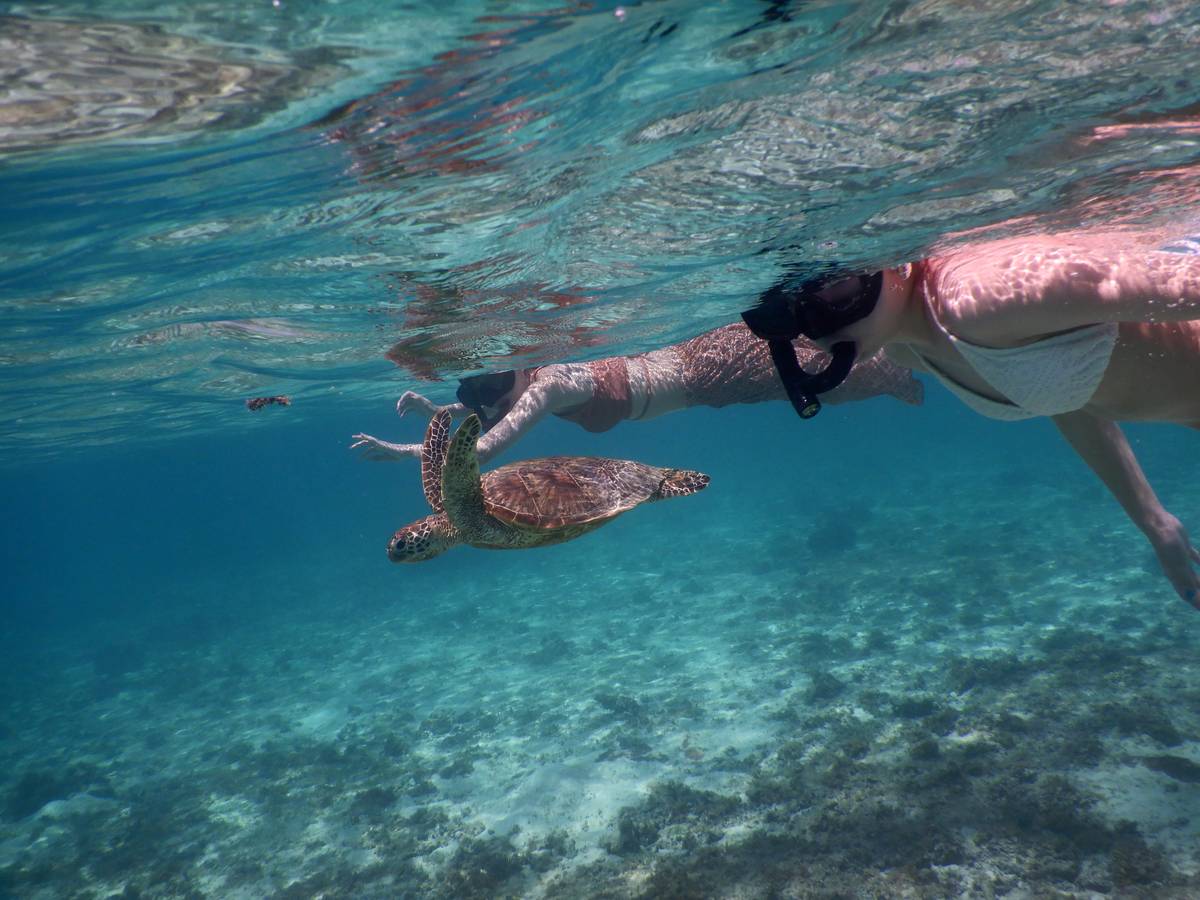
[456,370,517,430]
[741,269,883,419]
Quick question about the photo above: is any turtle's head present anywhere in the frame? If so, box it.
[387,514,458,563]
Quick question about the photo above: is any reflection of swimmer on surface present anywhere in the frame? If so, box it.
[350,322,922,464]
[740,229,1200,607]
[1077,108,1200,145]
[130,318,324,346]
[375,273,600,383]
[317,10,564,183]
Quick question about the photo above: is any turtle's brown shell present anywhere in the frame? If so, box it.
[480,456,665,530]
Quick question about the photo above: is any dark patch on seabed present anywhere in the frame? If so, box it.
[2,501,1200,900]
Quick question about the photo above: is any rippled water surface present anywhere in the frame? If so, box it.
[4,0,1200,454]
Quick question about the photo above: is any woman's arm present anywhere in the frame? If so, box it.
[349,391,467,461]
[349,434,421,461]
[350,389,533,462]
[825,349,924,406]
[473,380,554,464]
[396,390,469,419]
[936,237,1200,344]
[473,363,595,462]
[1052,409,1200,608]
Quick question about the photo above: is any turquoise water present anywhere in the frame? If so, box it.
[3,2,1200,897]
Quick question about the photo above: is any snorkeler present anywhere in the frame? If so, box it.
[740,231,1200,608]
[350,323,922,465]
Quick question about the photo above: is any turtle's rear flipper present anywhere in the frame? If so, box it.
[655,469,710,499]
[421,409,453,513]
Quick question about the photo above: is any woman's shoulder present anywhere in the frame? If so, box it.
[927,231,1140,344]
[531,361,597,399]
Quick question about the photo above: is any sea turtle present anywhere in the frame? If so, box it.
[387,410,709,561]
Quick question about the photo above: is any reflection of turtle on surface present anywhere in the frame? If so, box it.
[388,410,709,562]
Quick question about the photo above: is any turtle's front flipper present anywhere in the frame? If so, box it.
[421,409,453,513]
[654,469,710,499]
[442,413,487,530]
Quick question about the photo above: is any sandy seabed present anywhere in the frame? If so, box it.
[2,461,1198,899]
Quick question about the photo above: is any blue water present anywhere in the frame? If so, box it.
[3,2,1200,897]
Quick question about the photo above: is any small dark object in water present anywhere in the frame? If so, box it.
[245,395,291,411]
[1141,754,1200,783]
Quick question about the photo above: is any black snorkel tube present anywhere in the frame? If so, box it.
[741,269,883,419]
[763,335,857,419]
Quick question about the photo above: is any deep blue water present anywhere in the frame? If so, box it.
[5,388,1188,642]
[2,2,1200,897]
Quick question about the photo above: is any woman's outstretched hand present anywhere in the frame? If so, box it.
[396,390,439,417]
[349,434,420,461]
[1147,513,1200,609]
